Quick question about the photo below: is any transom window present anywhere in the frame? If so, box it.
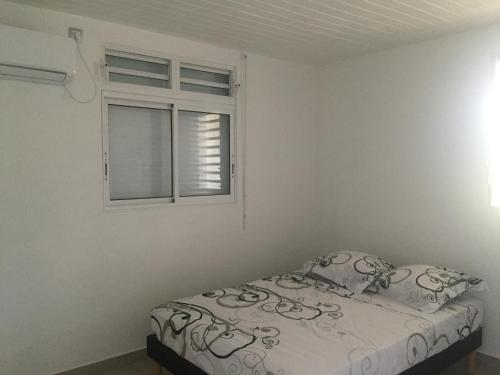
[105,49,171,89]
[180,63,232,96]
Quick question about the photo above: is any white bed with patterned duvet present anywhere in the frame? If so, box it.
[150,271,483,375]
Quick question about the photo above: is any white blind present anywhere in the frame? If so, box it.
[108,104,172,200]
[178,111,230,196]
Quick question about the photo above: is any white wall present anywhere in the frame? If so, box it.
[3,0,499,372]
[318,24,500,358]
[0,2,320,374]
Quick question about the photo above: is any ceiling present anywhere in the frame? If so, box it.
[7,0,500,64]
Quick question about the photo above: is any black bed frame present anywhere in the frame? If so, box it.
[147,327,482,375]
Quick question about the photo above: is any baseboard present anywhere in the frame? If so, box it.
[478,349,500,361]
[54,347,146,375]
[446,351,500,373]
[54,345,500,374]
[476,352,500,370]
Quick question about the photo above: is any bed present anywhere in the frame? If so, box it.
[147,272,483,375]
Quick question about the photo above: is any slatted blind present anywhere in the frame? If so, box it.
[105,49,170,88]
[178,111,230,196]
[108,104,172,200]
[180,63,231,96]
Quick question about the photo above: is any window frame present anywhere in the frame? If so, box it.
[179,61,233,97]
[103,44,176,96]
[102,90,236,209]
[105,48,172,88]
[173,102,235,205]
[102,94,175,207]
[101,45,238,209]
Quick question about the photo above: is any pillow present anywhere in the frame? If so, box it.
[377,264,487,313]
[302,251,395,294]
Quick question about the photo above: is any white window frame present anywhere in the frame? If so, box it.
[102,94,175,207]
[101,43,238,208]
[179,61,233,96]
[173,102,235,205]
[103,44,175,95]
[102,90,236,208]
[101,44,238,209]
[105,49,171,84]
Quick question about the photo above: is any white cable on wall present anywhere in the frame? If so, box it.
[65,40,97,104]
[240,51,248,229]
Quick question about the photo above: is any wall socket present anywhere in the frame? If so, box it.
[68,27,83,44]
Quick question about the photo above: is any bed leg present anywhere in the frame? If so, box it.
[153,361,162,375]
[466,351,478,375]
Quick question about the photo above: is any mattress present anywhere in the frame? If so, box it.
[150,272,483,375]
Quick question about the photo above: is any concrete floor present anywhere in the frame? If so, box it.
[59,350,500,375]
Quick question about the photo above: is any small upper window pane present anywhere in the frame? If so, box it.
[108,73,168,88]
[106,55,168,75]
[180,82,229,96]
[180,67,229,84]
[180,63,231,96]
[105,49,170,89]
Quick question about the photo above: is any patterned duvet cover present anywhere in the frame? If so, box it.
[151,273,483,375]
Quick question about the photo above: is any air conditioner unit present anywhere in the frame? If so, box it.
[0,25,76,84]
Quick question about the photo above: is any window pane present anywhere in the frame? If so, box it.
[106,55,169,76]
[178,111,230,197]
[108,104,172,200]
[109,73,168,88]
[105,50,170,88]
[180,67,229,84]
[180,63,231,96]
[180,82,229,96]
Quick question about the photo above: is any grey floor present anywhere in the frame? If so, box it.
[59,350,500,375]
[443,354,500,375]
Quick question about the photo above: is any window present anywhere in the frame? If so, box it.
[180,63,232,96]
[178,111,231,196]
[107,103,172,202]
[103,47,236,207]
[105,49,171,89]
[103,95,234,207]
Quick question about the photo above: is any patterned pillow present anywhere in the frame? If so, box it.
[302,251,395,294]
[377,264,487,313]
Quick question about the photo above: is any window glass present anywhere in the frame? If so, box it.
[109,73,168,88]
[178,111,230,196]
[105,50,170,88]
[180,82,229,96]
[108,104,172,200]
[180,63,231,96]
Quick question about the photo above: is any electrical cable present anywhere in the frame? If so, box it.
[64,40,97,104]
[240,51,248,229]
